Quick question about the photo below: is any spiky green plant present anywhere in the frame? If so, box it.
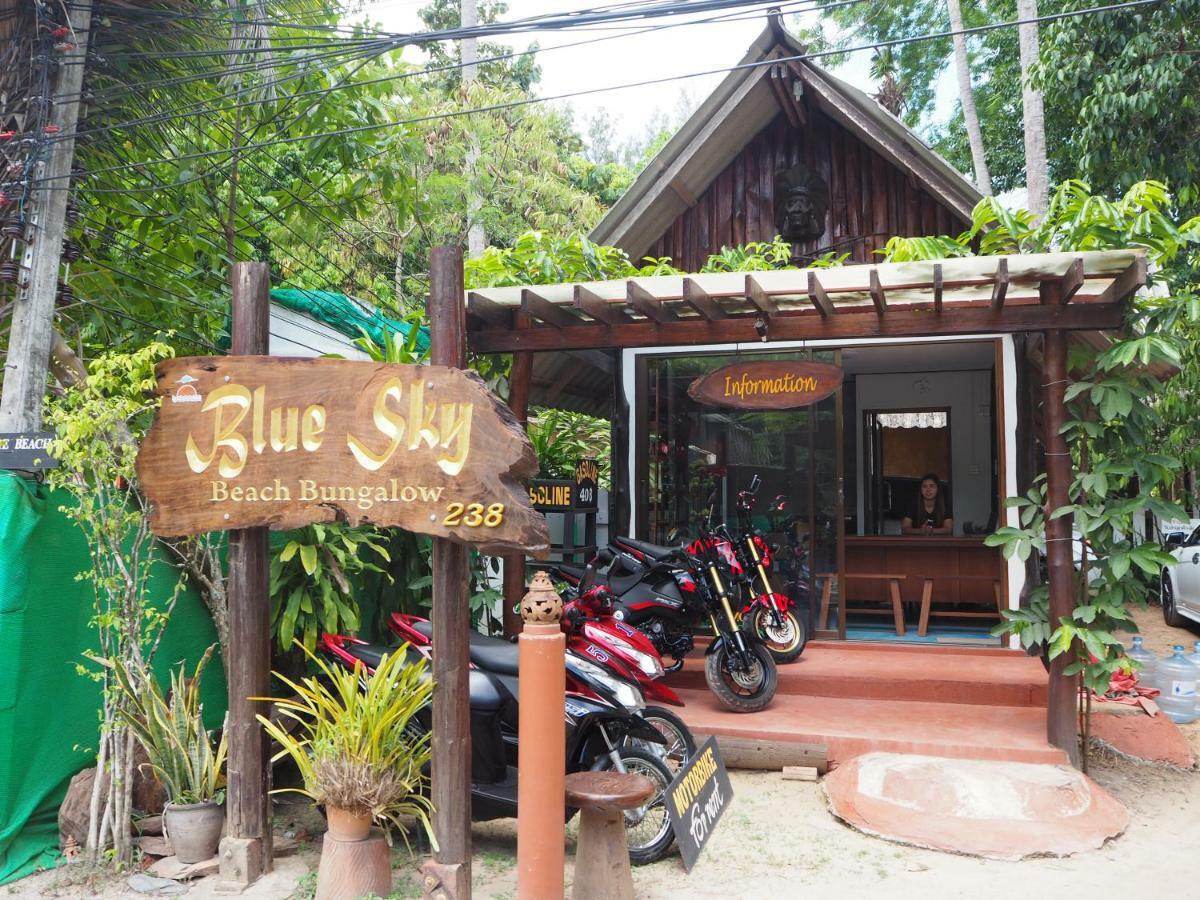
[112,646,227,806]
[255,643,434,846]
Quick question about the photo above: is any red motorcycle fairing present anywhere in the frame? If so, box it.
[686,535,742,574]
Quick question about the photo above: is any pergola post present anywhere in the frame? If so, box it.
[422,247,474,900]
[502,333,534,639]
[1042,328,1081,767]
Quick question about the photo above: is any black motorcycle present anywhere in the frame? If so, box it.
[319,634,677,864]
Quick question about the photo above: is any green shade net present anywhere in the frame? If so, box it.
[217,288,429,353]
[0,474,226,885]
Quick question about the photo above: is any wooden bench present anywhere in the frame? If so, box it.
[917,575,1004,636]
[817,572,907,636]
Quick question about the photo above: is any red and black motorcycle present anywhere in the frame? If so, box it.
[554,496,778,713]
[723,475,808,663]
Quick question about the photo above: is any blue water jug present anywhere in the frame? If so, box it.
[1125,636,1158,690]
[1155,646,1198,724]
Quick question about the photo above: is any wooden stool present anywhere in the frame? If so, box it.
[818,573,907,635]
[566,770,656,900]
[918,576,1004,636]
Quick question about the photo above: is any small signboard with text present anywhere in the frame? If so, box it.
[688,360,843,410]
[0,432,58,470]
[528,479,575,511]
[136,357,549,555]
[666,736,733,872]
[574,458,598,511]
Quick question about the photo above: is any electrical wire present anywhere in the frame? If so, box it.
[33,0,1167,191]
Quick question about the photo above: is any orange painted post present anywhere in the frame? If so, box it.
[517,572,566,900]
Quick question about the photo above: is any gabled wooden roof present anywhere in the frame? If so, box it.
[589,16,982,261]
[465,250,1146,353]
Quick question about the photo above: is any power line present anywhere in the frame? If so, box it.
[35,0,1166,190]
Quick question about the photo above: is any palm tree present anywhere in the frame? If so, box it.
[1017,0,1049,215]
[947,0,992,195]
[871,48,906,117]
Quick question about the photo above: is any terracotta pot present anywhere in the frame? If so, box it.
[163,800,224,864]
[316,828,391,900]
[325,805,372,842]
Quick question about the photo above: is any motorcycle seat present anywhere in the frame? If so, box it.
[616,537,680,562]
[407,619,514,650]
[467,669,509,712]
[343,641,424,671]
[555,563,588,582]
[468,641,520,677]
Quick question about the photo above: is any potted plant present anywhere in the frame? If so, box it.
[256,643,434,898]
[113,646,227,864]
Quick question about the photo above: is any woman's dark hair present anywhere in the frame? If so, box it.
[914,474,947,526]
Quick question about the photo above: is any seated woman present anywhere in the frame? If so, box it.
[901,474,954,535]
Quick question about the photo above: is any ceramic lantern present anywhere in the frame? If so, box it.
[520,571,562,624]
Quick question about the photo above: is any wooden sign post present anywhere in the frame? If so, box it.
[136,252,548,898]
[222,262,272,887]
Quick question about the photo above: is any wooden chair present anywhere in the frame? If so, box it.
[565,770,656,900]
[817,572,907,636]
[917,575,1004,636]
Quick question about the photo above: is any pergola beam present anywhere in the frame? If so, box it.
[627,281,678,322]
[682,277,727,320]
[807,272,836,317]
[747,274,780,318]
[990,258,1009,311]
[469,301,1125,353]
[574,285,633,324]
[522,288,579,328]
[467,292,511,328]
[869,268,887,314]
[932,264,944,312]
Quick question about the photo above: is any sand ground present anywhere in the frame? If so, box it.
[10,606,1199,900]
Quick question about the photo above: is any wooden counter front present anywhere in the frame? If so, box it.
[844,536,1003,605]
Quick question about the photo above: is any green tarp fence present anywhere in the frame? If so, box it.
[0,474,226,885]
[217,288,430,353]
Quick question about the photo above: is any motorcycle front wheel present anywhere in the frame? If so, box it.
[705,641,777,712]
[635,706,697,773]
[596,746,675,865]
[751,604,807,664]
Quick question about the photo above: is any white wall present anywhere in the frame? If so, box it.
[854,370,994,535]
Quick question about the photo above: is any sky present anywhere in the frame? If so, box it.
[354,0,959,151]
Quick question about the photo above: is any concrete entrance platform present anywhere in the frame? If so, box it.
[824,752,1129,860]
[671,641,1063,766]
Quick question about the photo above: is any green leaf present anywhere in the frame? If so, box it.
[299,544,318,576]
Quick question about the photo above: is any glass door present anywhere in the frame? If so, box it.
[642,349,844,640]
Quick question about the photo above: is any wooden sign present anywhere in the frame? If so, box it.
[574,458,598,511]
[137,357,549,555]
[665,737,733,872]
[688,360,843,410]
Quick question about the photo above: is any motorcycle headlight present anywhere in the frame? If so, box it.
[568,654,645,711]
[598,633,664,678]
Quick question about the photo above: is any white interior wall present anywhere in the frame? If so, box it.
[852,369,994,536]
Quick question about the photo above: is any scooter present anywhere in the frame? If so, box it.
[387,612,696,772]
[318,633,677,864]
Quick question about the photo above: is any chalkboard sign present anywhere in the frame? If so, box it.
[665,737,733,871]
[574,458,598,511]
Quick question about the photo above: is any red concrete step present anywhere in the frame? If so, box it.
[668,642,1048,708]
[675,688,1068,767]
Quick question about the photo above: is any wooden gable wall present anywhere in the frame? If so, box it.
[644,106,970,270]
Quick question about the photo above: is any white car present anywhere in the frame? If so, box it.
[1161,526,1200,627]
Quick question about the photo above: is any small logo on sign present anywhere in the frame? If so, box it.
[171,374,202,404]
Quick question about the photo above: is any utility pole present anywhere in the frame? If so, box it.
[462,0,485,258]
[0,0,92,432]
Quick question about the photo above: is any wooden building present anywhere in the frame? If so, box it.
[590,16,981,269]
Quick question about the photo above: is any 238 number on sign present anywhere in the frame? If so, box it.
[443,502,505,528]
